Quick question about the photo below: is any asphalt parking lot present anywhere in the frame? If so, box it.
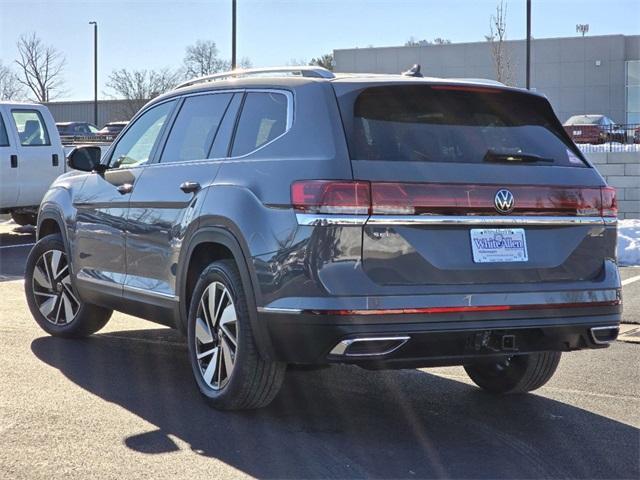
[1,223,639,479]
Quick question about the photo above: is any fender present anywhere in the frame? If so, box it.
[177,224,275,360]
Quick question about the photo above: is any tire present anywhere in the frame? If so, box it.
[187,259,286,410]
[24,234,112,338]
[464,352,561,394]
[11,212,37,226]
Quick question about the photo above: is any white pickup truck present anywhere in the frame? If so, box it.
[0,102,66,225]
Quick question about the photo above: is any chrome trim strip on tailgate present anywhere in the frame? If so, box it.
[366,215,612,226]
[296,214,616,227]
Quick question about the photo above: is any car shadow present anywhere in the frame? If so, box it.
[31,330,639,479]
[0,224,35,281]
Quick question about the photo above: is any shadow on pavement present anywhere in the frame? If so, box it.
[31,330,639,479]
[0,225,36,281]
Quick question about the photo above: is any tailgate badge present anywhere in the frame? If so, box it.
[494,189,515,214]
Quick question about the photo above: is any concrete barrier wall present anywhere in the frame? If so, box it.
[586,152,640,219]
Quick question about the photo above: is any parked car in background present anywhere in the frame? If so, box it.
[0,102,66,225]
[56,122,99,137]
[564,115,626,144]
[96,121,128,140]
[25,67,621,410]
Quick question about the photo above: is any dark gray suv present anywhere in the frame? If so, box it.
[25,67,622,410]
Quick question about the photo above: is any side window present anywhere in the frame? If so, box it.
[0,114,9,146]
[231,92,288,157]
[109,100,175,169]
[11,110,51,146]
[160,93,232,163]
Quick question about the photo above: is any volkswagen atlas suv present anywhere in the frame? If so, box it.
[25,67,622,410]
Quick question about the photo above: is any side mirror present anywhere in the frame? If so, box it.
[68,146,102,172]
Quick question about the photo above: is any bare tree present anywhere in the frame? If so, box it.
[15,33,65,102]
[184,40,227,77]
[404,37,451,47]
[105,68,182,117]
[0,61,23,100]
[485,1,513,85]
[309,53,335,71]
[183,40,252,78]
[287,58,308,67]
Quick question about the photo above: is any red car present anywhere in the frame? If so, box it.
[563,115,625,144]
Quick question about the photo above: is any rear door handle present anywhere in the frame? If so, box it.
[10,154,17,168]
[52,154,59,167]
[180,181,201,194]
[116,183,133,195]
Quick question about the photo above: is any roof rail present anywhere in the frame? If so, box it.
[175,66,335,89]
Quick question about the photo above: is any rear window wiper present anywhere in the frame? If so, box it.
[483,149,554,163]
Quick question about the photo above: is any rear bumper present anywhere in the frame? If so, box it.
[258,306,621,367]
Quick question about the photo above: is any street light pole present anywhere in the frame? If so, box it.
[231,0,237,70]
[526,0,531,90]
[89,21,98,126]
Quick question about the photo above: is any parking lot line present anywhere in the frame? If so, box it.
[622,275,640,286]
[0,243,34,250]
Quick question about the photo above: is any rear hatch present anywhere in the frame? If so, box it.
[333,82,616,287]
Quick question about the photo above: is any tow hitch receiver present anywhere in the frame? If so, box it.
[471,331,519,352]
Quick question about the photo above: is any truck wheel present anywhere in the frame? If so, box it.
[11,212,37,226]
[464,352,561,394]
[187,259,286,410]
[25,234,112,338]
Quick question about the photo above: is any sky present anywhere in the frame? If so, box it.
[1,0,639,101]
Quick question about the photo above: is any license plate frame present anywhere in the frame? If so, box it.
[470,228,529,263]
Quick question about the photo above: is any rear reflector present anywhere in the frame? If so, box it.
[292,181,617,217]
[306,300,621,316]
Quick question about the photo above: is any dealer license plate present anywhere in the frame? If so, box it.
[470,228,528,263]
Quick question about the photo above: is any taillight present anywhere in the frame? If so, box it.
[292,181,617,218]
[291,180,371,214]
[600,186,617,217]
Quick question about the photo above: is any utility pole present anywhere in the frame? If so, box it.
[526,0,531,89]
[231,0,237,70]
[89,21,98,126]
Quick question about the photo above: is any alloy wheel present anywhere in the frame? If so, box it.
[194,281,238,390]
[31,249,80,325]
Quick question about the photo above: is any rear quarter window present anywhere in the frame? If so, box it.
[342,85,587,167]
[231,92,288,157]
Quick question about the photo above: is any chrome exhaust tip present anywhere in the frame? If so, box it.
[590,326,619,345]
[329,336,410,357]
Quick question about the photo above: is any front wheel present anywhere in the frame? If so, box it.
[25,234,112,337]
[464,352,561,394]
[187,259,286,410]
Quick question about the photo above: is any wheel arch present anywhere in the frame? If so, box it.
[177,226,274,360]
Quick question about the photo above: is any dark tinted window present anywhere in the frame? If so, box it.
[231,92,288,157]
[161,93,232,163]
[0,114,9,146]
[346,86,586,167]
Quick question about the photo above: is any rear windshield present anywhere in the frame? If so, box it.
[343,85,586,167]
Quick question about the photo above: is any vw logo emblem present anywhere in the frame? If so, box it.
[494,189,515,214]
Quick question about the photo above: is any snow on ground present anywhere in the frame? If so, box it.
[618,219,640,266]
[577,143,640,153]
